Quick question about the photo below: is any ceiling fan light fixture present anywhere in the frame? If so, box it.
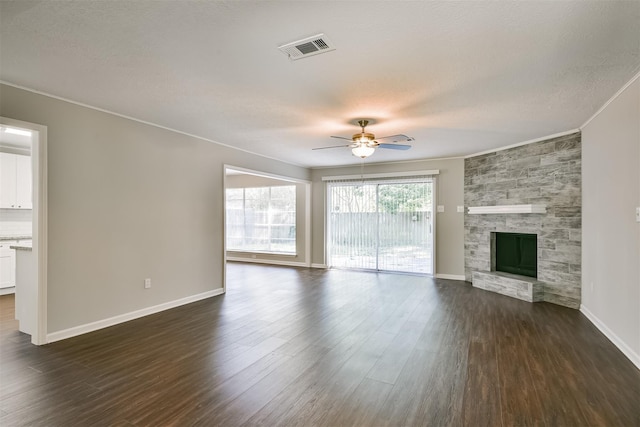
[352,144,375,158]
[354,132,374,144]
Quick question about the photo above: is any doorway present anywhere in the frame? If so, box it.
[326,176,435,274]
[0,117,47,345]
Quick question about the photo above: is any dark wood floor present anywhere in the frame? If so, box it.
[1,263,639,426]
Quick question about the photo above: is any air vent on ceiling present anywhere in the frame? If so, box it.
[278,33,335,61]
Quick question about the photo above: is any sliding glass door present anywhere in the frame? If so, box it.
[327,177,434,274]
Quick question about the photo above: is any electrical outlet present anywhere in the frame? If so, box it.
[636,207,640,222]
[457,206,464,213]
[437,205,445,213]
[144,278,151,289]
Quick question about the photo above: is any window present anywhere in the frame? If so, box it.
[226,185,296,254]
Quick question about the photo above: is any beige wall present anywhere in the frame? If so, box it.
[225,173,309,265]
[310,158,465,277]
[581,76,640,366]
[0,84,309,333]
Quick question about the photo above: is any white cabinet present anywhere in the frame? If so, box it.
[15,155,32,209]
[14,246,36,335]
[0,153,32,209]
[0,153,17,208]
[0,241,16,289]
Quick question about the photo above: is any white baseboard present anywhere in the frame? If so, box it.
[226,257,310,268]
[47,288,224,343]
[435,274,466,281]
[0,286,15,295]
[580,304,640,370]
[311,263,328,269]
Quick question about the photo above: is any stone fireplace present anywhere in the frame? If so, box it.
[471,231,543,303]
[464,133,582,309]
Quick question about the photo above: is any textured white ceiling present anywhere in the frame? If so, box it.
[1,1,639,168]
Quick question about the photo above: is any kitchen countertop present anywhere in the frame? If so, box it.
[0,235,32,241]
[10,243,33,251]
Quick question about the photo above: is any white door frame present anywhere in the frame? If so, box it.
[1,116,48,345]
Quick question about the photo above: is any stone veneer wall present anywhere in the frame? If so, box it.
[464,132,581,308]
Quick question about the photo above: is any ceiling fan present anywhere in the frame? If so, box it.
[313,120,414,158]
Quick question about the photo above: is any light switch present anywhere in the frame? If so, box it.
[437,205,445,213]
[457,206,464,213]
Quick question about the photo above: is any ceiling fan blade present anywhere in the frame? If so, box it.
[312,144,351,150]
[330,135,353,141]
[375,134,415,143]
[379,143,412,150]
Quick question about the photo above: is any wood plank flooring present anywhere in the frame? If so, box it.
[1,262,639,426]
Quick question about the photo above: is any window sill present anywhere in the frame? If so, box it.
[226,250,297,257]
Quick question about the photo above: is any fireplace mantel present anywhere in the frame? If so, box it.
[467,204,547,214]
